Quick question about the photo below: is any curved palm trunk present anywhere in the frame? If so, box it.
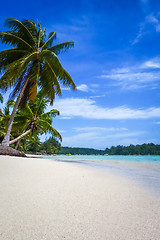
[15,129,26,150]
[15,138,22,150]
[1,79,29,146]
[9,128,32,145]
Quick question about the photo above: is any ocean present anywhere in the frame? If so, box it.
[41,155,160,196]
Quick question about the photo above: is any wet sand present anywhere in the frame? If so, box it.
[0,155,160,240]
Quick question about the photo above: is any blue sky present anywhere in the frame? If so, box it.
[0,0,160,149]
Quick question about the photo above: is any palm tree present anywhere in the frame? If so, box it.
[0,18,76,146]
[9,91,62,147]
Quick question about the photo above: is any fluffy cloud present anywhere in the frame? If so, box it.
[62,84,98,93]
[141,59,160,69]
[53,98,160,120]
[77,84,89,92]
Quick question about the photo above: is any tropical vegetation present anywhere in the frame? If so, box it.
[12,91,61,144]
[57,144,160,155]
[0,18,76,147]
[0,91,61,150]
[59,147,105,155]
[18,136,61,154]
[105,143,160,155]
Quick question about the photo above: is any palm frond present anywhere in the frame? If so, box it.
[38,59,59,104]
[0,52,37,92]
[22,19,38,45]
[47,41,74,55]
[0,31,33,50]
[37,118,62,141]
[5,18,36,46]
[45,60,61,94]
[16,103,33,118]
[41,49,76,91]
[40,109,60,118]
[9,69,26,100]
[13,117,30,131]
[37,23,46,48]
[58,67,76,90]
[0,48,29,71]
[0,58,27,90]
[0,93,3,103]
[42,31,56,49]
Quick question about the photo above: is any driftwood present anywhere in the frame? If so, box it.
[0,146,26,157]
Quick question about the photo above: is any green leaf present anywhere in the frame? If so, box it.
[5,18,36,46]
[47,41,74,55]
[0,93,3,103]
[0,48,29,71]
[42,31,56,49]
[0,31,33,50]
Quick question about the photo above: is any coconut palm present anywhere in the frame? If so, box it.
[9,91,62,147]
[0,18,76,146]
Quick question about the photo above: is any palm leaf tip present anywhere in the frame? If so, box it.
[0,94,3,103]
[48,41,74,55]
[4,18,21,30]
[42,31,56,49]
[4,18,36,46]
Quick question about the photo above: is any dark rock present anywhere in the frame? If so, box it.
[0,146,26,157]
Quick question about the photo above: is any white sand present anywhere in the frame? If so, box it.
[0,155,160,240]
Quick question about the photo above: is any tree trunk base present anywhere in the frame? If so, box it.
[0,146,26,157]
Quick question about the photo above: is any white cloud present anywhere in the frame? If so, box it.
[132,24,145,45]
[61,84,89,92]
[99,59,160,90]
[65,83,99,93]
[74,127,128,132]
[145,15,160,32]
[53,98,160,120]
[90,94,106,99]
[141,59,160,68]
[132,13,160,44]
[77,84,89,92]
[100,72,160,90]
[60,116,72,119]
[146,15,159,24]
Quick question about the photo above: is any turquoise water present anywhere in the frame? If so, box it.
[43,154,160,163]
[41,155,160,196]
[42,154,160,170]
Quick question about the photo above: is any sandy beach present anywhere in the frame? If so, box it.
[0,155,160,240]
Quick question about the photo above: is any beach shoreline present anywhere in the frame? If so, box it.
[0,155,160,240]
[27,153,160,196]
